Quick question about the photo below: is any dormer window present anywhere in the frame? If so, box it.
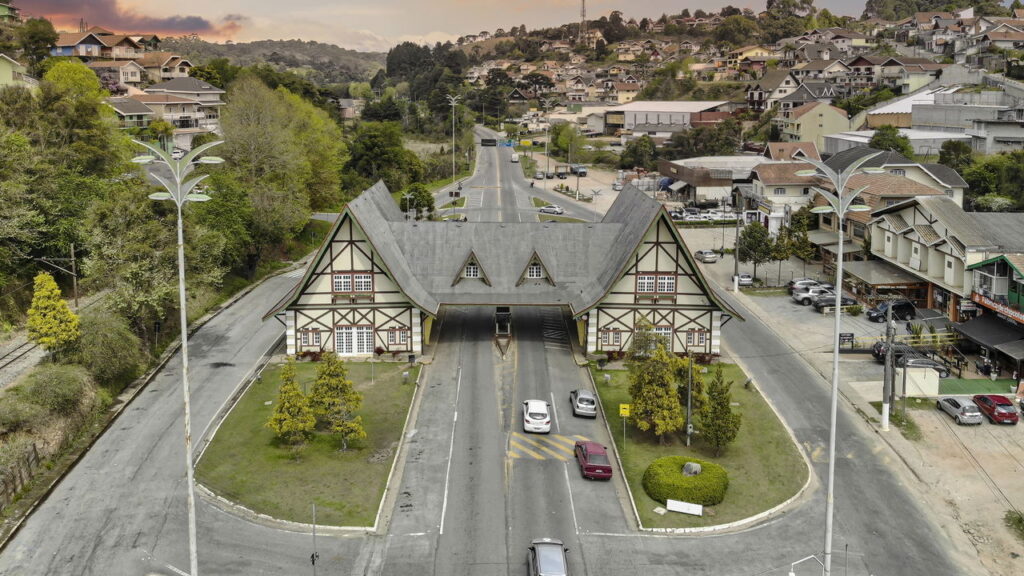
[465,263,480,278]
[528,263,543,279]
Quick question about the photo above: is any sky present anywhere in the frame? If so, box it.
[22,0,862,53]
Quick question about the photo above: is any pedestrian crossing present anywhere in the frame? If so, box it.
[509,432,590,461]
[541,309,570,351]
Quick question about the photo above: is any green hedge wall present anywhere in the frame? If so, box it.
[642,456,729,506]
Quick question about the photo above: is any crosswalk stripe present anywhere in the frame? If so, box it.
[530,435,576,456]
[546,434,582,448]
[509,439,545,460]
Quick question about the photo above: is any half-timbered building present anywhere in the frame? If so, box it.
[266,182,738,357]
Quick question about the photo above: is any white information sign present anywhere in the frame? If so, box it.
[666,499,703,516]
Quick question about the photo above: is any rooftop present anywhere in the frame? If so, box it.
[610,100,728,114]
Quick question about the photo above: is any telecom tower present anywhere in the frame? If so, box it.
[578,0,587,46]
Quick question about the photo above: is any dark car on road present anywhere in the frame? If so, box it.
[527,538,569,576]
[867,299,915,322]
[972,394,1019,425]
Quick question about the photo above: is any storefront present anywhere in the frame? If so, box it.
[954,313,1024,376]
[842,260,929,307]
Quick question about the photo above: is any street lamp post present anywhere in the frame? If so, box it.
[795,153,884,576]
[446,94,461,193]
[132,139,225,576]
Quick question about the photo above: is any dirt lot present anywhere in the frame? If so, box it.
[679,225,1024,576]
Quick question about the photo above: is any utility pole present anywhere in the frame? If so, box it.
[733,214,741,292]
[311,503,319,576]
[882,303,895,431]
[686,355,693,447]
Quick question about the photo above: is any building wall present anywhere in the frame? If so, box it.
[911,104,1001,133]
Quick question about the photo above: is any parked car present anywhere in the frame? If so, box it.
[574,441,613,480]
[527,538,569,576]
[787,278,832,295]
[812,294,857,312]
[569,389,597,418]
[539,204,564,215]
[546,170,556,179]
[792,286,835,306]
[669,210,686,221]
[612,181,623,191]
[171,148,186,160]
[522,399,552,433]
[871,340,915,362]
[734,273,753,287]
[936,397,984,425]
[866,299,915,322]
[972,394,1019,425]
[535,171,545,180]
[694,250,719,263]
[683,214,710,222]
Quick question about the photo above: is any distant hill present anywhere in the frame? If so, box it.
[160,37,385,85]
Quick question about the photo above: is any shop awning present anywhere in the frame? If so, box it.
[808,230,839,246]
[668,181,686,192]
[955,313,1024,350]
[995,339,1024,361]
[843,260,923,286]
[821,241,863,256]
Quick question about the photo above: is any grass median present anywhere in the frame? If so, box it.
[592,363,805,529]
[196,360,418,527]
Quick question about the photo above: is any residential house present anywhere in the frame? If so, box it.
[773,101,851,150]
[607,82,640,104]
[134,51,192,84]
[106,96,154,129]
[843,54,887,88]
[0,53,33,89]
[790,59,850,81]
[829,30,874,53]
[266,182,738,358]
[50,32,107,59]
[0,0,20,25]
[825,146,968,207]
[778,82,843,110]
[869,195,1024,322]
[129,93,204,147]
[745,70,799,112]
[727,45,774,68]
[145,76,224,125]
[967,105,1024,154]
[582,29,604,50]
[86,60,146,91]
[747,162,819,235]
[659,156,772,206]
[763,142,821,161]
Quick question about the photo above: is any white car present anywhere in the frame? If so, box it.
[522,399,552,434]
[612,181,623,191]
[734,274,754,287]
[539,205,564,215]
[171,148,186,160]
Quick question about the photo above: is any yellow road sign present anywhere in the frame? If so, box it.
[619,404,630,417]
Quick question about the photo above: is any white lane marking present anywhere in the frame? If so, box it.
[549,391,560,434]
[439,365,462,535]
[162,563,190,576]
[563,462,580,535]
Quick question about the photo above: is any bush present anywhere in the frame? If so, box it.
[75,310,146,393]
[642,456,729,506]
[0,393,48,435]
[847,304,863,317]
[21,364,94,418]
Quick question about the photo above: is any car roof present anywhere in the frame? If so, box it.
[577,440,605,453]
[573,388,595,398]
[977,394,1012,404]
[525,399,549,410]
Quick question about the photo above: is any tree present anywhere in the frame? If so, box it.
[714,15,762,46]
[973,194,1015,212]
[771,227,794,286]
[307,354,366,450]
[628,318,665,360]
[938,140,973,175]
[26,272,80,357]
[868,125,913,158]
[189,64,224,88]
[267,359,316,446]
[16,18,58,75]
[700,365,742,456]
[145,120,175,151]
[664,119,741,159]
[399,182,435,218]
[675,355,706,434]
[628,345,685,444]
[75,308,146,393]
[736,221,773,281]
[619,135,657,171]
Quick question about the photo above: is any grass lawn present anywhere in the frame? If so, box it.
[743,288,788,298]
[939,378,1017,396]
[540,215,587,223]
[448,196,467,208]
[592,364,805,528]
[868,401,923,441]
[197,360,419,527]
[531,196,550,208]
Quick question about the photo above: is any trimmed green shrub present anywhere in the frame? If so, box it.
[847,304,863,317]
[642,455,729,506]
[75,309,146,393]
[21,364,94,418]
[0,393,48,434]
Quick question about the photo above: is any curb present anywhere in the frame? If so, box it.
[196,363,426,534]
[0,258,309,552]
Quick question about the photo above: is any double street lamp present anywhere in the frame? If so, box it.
[795,152,884,576]
[132,139,225,576]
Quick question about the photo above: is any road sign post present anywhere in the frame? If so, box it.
[619,404,630,451]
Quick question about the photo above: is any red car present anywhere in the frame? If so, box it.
[972,394,1019,425]
[574,441,612,480]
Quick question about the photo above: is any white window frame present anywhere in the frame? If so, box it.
[353,273,373,292]
[528,263,543,279]
[465,263,480,278]
[601,331,610,346]
[636,275,656,293]
[335,326,373,355]
[333,273,352,293]
[613,331,622,346]
[686,331,694,346]
[890,168,906,176]
[657,275,676,293]
[774,187,786,196]
[698,331,707,346]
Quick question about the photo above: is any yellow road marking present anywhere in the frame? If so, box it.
[511,432,569,460]
[509,439,545,460]
[533,435,577,455]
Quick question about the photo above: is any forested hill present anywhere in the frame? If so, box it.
[862,0,1010,20]
[160,37,385,84]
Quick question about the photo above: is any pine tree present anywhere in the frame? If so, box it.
[308,353,366,450]
[628,345,685,444]
[701,365,742,456]
[266,359,315,446]
[26,272,80,357]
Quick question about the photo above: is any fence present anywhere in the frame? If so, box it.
[0,442,41,511]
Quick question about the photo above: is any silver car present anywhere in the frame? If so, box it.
[569,389,598,418]
[792,286,834,306]
[936,397,983,425]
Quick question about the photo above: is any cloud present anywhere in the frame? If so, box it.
[32,0,244,38]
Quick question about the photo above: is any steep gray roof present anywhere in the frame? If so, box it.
[968,213,1024,253]
[915,196,995,249]
[146,76,224,94]
[825,146,912,172]
[920,163,968,188]
[106,97,154,116]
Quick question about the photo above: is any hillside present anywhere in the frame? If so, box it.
[160,37,385,85]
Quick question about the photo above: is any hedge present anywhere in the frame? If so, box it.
[642,456,729,506]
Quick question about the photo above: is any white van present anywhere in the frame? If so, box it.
[511,153,519,163]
